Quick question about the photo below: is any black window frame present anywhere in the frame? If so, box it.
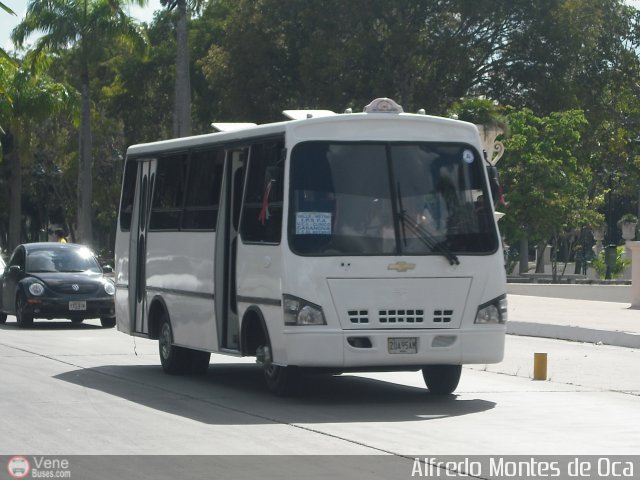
[239,139,286,245]
[181,148,226,231]
[146,148,225,233]
[149,152,189,231]
[119,159,139,232]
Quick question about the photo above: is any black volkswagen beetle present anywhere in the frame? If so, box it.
[0,243,116,328]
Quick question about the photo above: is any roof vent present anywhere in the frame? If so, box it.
[211,123,257,132]
[282,110,336,120]
[363,98,403,114]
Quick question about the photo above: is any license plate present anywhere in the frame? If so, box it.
[388,337,418,354]
[69,301,86,311]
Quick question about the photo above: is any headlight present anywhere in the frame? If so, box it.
[29,283,45,296]
[283,294,326,326]
[475,295,507,324]
[104,282,115,296]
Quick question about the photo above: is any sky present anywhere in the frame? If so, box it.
[1,0,163,52]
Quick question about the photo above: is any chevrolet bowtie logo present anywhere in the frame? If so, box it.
[387,261,416,273]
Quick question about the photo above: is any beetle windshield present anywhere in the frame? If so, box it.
[288,142,498,257]
[26,247,102,273]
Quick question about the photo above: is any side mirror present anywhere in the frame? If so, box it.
[487,166,501,206]
[9,265,22,274]
[102,265,114,274]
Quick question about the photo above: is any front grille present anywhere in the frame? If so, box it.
[378,309,425,324]
[433,309,454,323]
[348,309,369,324]
[344,306,458,329]
[51,283,100,295]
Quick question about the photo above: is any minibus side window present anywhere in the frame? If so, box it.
[240,140,284,244]
[149,154,188,231]
[182,149,225,230]
[119,160,138,231]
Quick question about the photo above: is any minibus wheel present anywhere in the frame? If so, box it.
[158,316,190,374]
[0,312,7,324]
[189,350,211,375]
[422,364,462,395]
[258,344,300,396]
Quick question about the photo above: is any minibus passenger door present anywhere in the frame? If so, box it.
[129,159,156,335]
[214,148,246,351]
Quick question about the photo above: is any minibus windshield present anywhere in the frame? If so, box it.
[288,142,499,257]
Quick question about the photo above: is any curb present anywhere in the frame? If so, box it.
[507,321,640,349]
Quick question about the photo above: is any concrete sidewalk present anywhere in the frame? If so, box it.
[507,294,640,348]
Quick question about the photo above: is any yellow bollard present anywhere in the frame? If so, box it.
[533,352,548,380]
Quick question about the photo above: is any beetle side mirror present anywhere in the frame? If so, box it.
[9,265,22,274]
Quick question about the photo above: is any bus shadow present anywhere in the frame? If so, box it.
[54,363,496,426]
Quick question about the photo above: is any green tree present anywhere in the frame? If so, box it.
[104,10,175,144]
[0,2,16,64]
[0,57,73,251]
[12,0,147,246]
[161,0,205,137]
[499,108,604,278]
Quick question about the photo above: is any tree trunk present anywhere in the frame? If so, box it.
[76,69,93,245]
[518,238,529,274]
[7,134,21,251]
[535,242,547,273]
[173,0,192,138]
[574,228,585,274]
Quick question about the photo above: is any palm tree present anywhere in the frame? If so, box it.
[161,0,204,137]
[0,57,73,251]
[12,0,147,245]
[0,2,17,64]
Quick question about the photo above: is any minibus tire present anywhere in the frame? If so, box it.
[188,350,211,375]
[260,343,300,396]
[158,317,191,374]
[0,312,7,324]
[100,317,116,328]
[422,364,462,395]
[264,363,300,396]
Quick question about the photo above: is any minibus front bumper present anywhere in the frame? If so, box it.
[277,326,506,369]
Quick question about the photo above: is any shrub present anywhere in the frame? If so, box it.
[590,246,630,279]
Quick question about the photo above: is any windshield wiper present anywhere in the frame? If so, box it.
[395,183,408,248]
[399,211,460,266]
[395,182,459,265]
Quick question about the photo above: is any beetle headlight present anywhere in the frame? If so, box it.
[104,282,115,296]
[475,295,507,324]
[29,283,45,296]
[283,295,326,326]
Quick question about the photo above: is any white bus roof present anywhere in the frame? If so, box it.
[125,107,481,158]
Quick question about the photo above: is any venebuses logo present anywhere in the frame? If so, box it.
[7,456,30,479]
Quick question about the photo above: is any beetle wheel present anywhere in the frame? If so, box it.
[15,295,33,328]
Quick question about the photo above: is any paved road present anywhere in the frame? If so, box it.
[1,317,638,465]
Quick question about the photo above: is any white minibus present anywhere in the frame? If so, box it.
[115,98,507,395]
